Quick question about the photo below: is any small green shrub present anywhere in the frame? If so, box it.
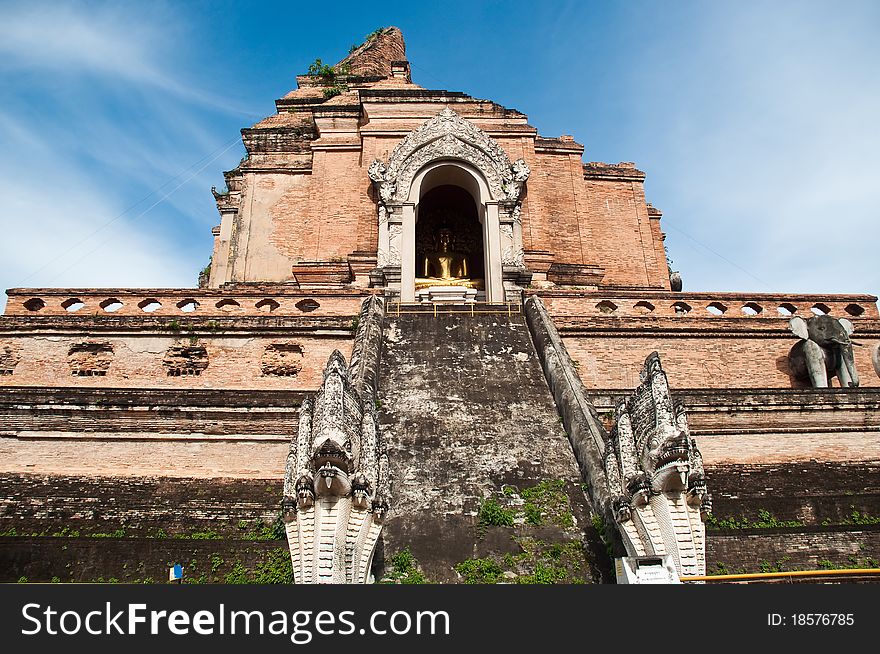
[454,558,502,584]
[479,498,515,528]
[517,562,568,585]
[842,509,880,525]
[706,509,804,530]
[224,562,249,584]
[383,547,427,584]
[307,58,335,78]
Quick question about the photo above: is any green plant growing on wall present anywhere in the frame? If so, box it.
[706,509,804,530]
[711,562,729,575]
[478,498,515,529]
[172,529,220,540]
[242,515,286,541]
[455,538,588,584]
[250,549,294,583]
[758,556,791,573]
[381,547,428,584]
[323,85,346,100]
[364,27,386,42]
[307,58,335,79]
[841,508,880,525]
[520,479,574,528]
[454,557,502,584]
[306,58,350,100]
[224,562,249,584]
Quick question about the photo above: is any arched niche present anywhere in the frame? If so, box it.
[398,161,503,302]
[370,109,528,303]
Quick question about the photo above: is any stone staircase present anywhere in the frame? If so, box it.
[376,308,607,582]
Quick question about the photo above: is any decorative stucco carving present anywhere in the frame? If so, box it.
[510,204,522,224]
[603,352,710,577]
[387,224,402,266]
[504,158,531,201]
[500,223,520,266]
[873,344,880,379]
[369,108,530,205]
[282,297,389,584]
[368,160,397,204]
[370,108,529,277]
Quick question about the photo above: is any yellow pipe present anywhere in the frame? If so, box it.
[682,568,880,582]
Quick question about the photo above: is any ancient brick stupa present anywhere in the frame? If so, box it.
[2,27,878,584]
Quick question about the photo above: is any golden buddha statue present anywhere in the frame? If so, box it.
[415,228,483,290]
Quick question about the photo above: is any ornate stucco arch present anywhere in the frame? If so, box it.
[369,108,530,302]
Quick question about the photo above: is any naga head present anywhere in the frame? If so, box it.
[351,472,373,510]
[281,496,298,523]
[644,428,691,493]
[629,354,694,493]
[612,497,633,523]
[313,435,353,498]
[607,352,710,578]
[295,475,315,510]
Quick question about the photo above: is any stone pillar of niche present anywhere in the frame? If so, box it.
[381,205,403,292]
[498,203,520,269]
[511,207,524,267]
[377,205,390,268]
[484,201,504,303]
[400,203,416,303]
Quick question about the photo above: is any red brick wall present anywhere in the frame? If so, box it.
[580,178,665,288]
[0,333,353,391]
[538,290,880,390]
[3,288,368,317]
[267,150,376,263]
[563,334,880,390]
[536,291,879,319]
[0,438,288,479]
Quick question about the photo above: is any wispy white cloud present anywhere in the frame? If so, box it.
[0,2,258,116]
[0,108,195,293]
[0,4,171,82]
[0,2,250,311]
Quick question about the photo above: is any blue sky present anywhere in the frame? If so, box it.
[2,0,878,312]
